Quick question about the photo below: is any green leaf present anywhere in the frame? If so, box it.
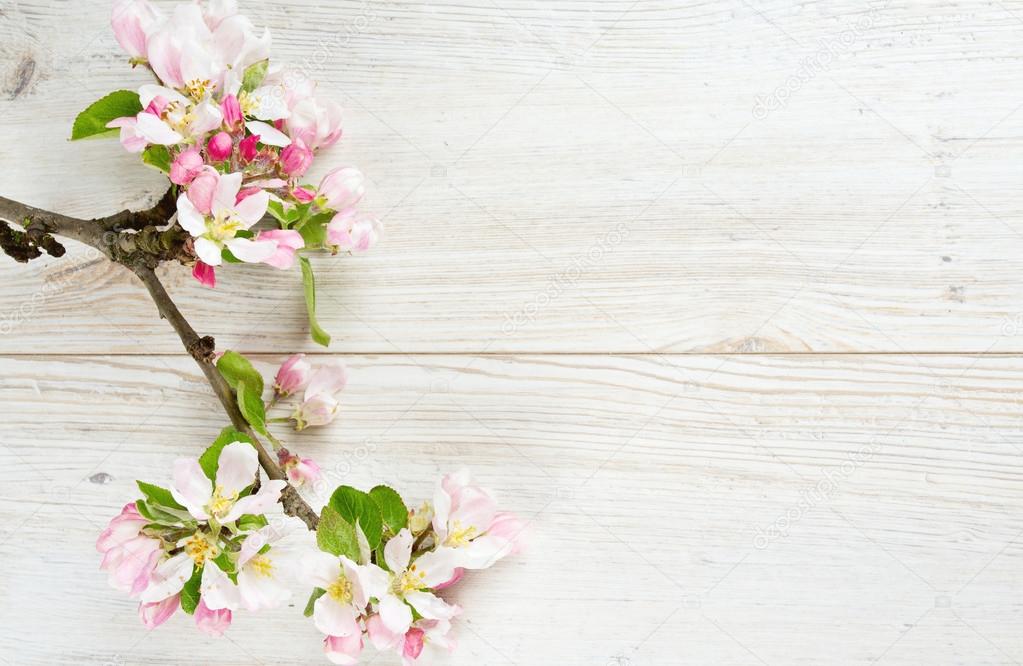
[142,145,171,174]
[199,427,255,481]
[71,90,143,141]
[237,380,268,437]
[304,588,326,617]
[217,351,265,397]
[369,485,408,533]
[135,499,188,525]
[267,200,289,225]
[317,505,360,560]
[136,481,186,511]
[296,212,333,249]
[241,59,269,93]
[299,257,331,348]
[237,514,269,531]
[180,566,202,615]
[329,486,383,549]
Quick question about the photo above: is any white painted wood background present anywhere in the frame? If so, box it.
[1,0,1022,664]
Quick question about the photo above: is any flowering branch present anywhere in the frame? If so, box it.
[1,1,523,661]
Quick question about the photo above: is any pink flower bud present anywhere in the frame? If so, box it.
[293,186,316,203]
[327,209,381,253]
[486,511,527,556]
[318,167,365,210]
[239,134,260,162]
[192,261,216,288]
[187,167,220,215]
[274,353,312,396]
[207,131,234,162]
[403,628,426,660]
[293,362,347,429]
[221,93,243,128]
[280,143,314,177]
[278,449,322,487]
[194,599,232,638]
[257,229,305,270]
[170,148,204,185]
[97,503,163,597]
[138,594,179,629]
[324,634,363,664]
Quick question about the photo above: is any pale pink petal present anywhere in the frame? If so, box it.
[304,362,348,402]
[413,547,461,588]
[405,590,459,621]
[194,599,232,637]
[194,238,224,267]
[324,633,363,666]
[246,120,292,147]
[170,457,212,519]
[224,237,278,264]
[215,441,258,497]
[233,189,270,227]
[384,529,413,574]
[139,553,193,603]
[186,167,220,215]
[134,113,183,146]
[138,594,179,629]
[313,595,360,637]
[238,560,291,611]
[366,614,403,651]
[378,593,413,635]
[176,194,207,236]
[201,559,241,611]
[212,172,244,216]
[301,550,342,589]
[221,479,286,523]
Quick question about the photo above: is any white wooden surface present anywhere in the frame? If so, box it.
[1,1,1023,664]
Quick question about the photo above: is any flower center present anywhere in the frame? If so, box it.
[185,78,215,102]
[393,563,427,596]
[248,555,274,578]
[327,575,353,603]
[206,212,242,243]
[443,520,478,548]
[206,484,239,518]
[183,533,220,566]
[238,90,259,116]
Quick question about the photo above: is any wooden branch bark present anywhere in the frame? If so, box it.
[0,194,320,530]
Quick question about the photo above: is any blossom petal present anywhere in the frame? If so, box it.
[139,552,193,603]
[201,559,241,611]
[176,194,206,236]
[301,550,342,589]
[313,595,360,637]
[378,593,413,635]
[413,547,461,588]
[213,172,244,216]
[222,479,286,523]
[246,120,292,147]
[134,112,183,145]
[238,560,291,611]
[194,237,224,267]
[304,362,348,402]
[170,457,212,519]
[224,237,279,263]
[215,441,258,497]
[233,189,270,227]
[405,590,459,621]
[383,528,413,573]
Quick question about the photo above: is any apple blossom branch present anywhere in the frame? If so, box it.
[0,193,319,530]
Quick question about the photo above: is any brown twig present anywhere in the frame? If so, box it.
[0,194,320,530]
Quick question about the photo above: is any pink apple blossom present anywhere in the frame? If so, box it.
[256,229,304,270]
[170,441,287,523]
[302,550,387,638]
[292,361,348,430]
[194,599,232,637]
[327,209,381,254]
[239,134,260,161]
[111,0,162,59]
[207,131,234,161]
[318,167,365,211]
[274,353,312,396]
[430,469,521,571]
[324,633,364,665]
[278,449,322,487]
[170,147,205,185]
[374,529,461,638]
[281,142,314,177]
[96,502,162,596]
[221,92,243,128]
[401,619,457,665]
[176,169,276,267]
[287,97,344,150]
[139,594,180,629]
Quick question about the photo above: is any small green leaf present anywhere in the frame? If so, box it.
[135,499,189,525]
[369,485,408,533]
[304,588,326,617]
[317,505,360,560]
[180,566,202,615]
[296,212,333,249]
[217,351,265,397]
[241,59,269,92]
[137,481,186,511]
[237,514,269,531]
[199,427,255,481]
[237,380,268,437]
[71,90,143,141]
[329,486,383,549]
[142,145,171,174]
[267,200,289,225]
[299,257,331,348]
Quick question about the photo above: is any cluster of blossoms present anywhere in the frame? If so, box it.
[97,438,298,635]
[99,442,523,663]
[105,0,380,297]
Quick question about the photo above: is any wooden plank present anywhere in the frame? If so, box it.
[1,1,1022,353]
[0,353,1020,664]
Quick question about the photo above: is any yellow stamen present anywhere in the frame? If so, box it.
[327,576,353,603]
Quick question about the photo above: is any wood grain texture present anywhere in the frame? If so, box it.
[0,0,1022,353]
[1,354,1022,665]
